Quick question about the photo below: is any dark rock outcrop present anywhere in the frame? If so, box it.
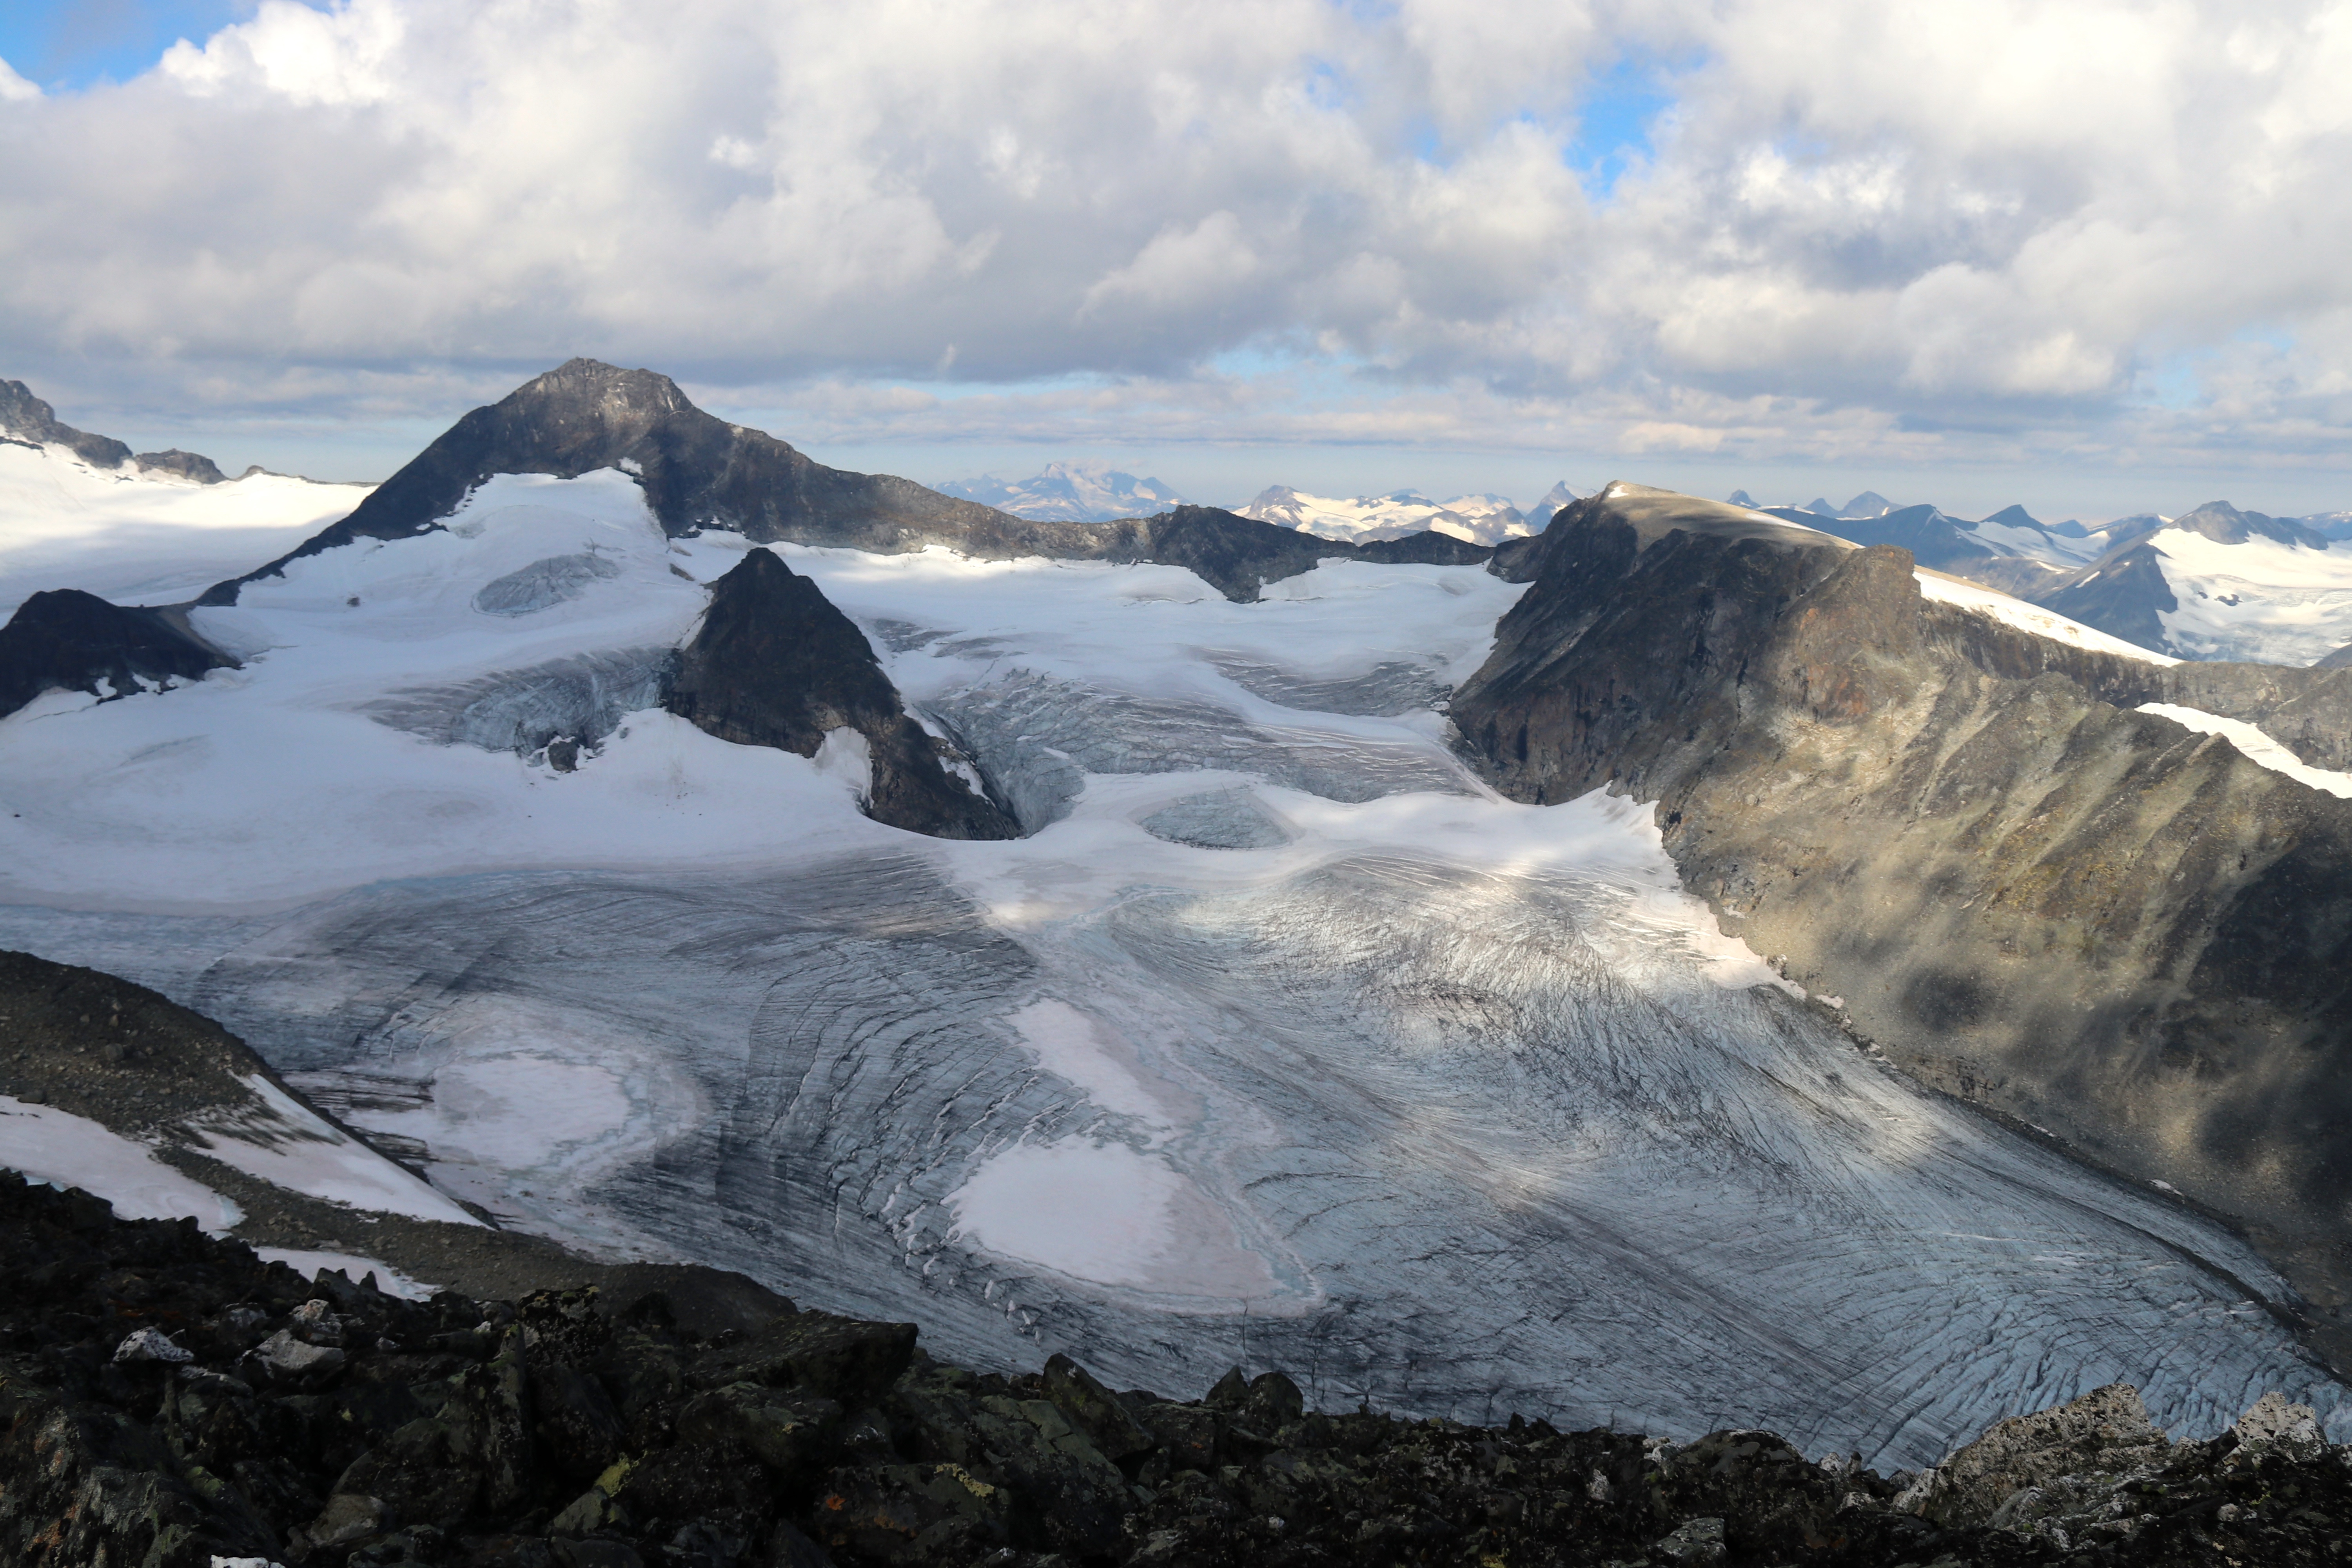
[134,448,229,485]
[1450,483,2352,1353]
[664,548,1020,840]
[196,360,1495,607]
[2,1169,2347,1567]
[0,378,134,469]
[0,588,235,720]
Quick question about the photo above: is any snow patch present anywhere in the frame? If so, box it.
[192,1076,483,1227]
[1916,570,2179,664]
[0,1096,243,1232]
[2137,704,2352,798]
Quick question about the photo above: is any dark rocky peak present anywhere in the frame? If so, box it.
[1981,503,2043,531]
[2047,516,2093,537]
[1839,488,1896,518]
[132,448,228,484]
[193,359,1516,608]
[1803,495,1837,515]
[1726,488,1757,506]
[0,588,235,720]
[2171,498,2329,548]
[0,378,133,470]
[663,547,1019,840]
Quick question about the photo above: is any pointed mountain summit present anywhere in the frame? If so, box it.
[1838,490,1896,519]
[1802,497,1837,516]
[1727,489,1758,508]
[1527,481,1581,528]
[1982,503,2043,531]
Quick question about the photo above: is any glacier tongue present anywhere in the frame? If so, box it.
[0,520,2343,1468]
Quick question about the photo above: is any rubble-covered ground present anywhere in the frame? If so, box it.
[4,1170,2347,1568]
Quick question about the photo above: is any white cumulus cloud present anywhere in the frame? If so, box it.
[3,0,2352,480]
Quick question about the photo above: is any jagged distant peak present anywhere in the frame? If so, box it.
[1727,489,1757,507]
[1981,503,2044,531]
[1802,497,1837,516]
[1528,480,1582,526]
[1839,490,1896,519]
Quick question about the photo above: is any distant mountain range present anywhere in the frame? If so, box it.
[1728,489,2352,666]
[932,462,1189,522]
[1238,484,1577,546]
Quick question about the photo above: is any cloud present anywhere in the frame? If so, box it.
[4,0,2352,475]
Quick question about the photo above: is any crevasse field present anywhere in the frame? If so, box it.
[1,467,2344,1468]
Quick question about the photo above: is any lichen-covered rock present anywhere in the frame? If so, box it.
[1912,1381,2172,1527]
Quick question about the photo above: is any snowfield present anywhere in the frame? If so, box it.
[2148,526,2352,664]
[1,466,2346,1465]
[1916,569,2180,664]
[0,438,372,617]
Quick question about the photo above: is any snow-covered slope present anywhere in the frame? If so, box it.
[2143,526,2352,664]
[932,461,1187,522]
[1915,570,2180,664]
[1240,485,1535,545]
[0,437,372,616]
[0,466,2341,1463]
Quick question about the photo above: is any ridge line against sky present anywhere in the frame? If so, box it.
[5,0,2352,519]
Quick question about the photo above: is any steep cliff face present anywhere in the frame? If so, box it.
[200,361,1491,606]
[1450,484,2352,1346]
[664,548,1020,840]
[0,588,234,719]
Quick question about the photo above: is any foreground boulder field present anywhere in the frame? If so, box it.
[4,1171,2348,1568]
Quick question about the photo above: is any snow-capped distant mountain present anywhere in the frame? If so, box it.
[1240,485,1536,546]
[1526,480,1581,527]
[932,461,1187,522]
[2030,501,2352,664]
[1729,487,2352,663]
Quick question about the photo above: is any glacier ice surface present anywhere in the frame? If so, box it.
[0,479,2343,1467]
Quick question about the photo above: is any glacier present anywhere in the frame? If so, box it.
[0,466,2344,1470]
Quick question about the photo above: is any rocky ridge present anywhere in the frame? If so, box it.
[1448,484,2352,1364]
[2,377,230,481]
[192,361,1492,607]
[5,1167,2349,1568]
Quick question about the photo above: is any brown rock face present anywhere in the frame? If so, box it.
[664,547,1020,840]
[1450,484,2352,1352]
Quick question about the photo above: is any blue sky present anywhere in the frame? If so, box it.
[0,1,250,89]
